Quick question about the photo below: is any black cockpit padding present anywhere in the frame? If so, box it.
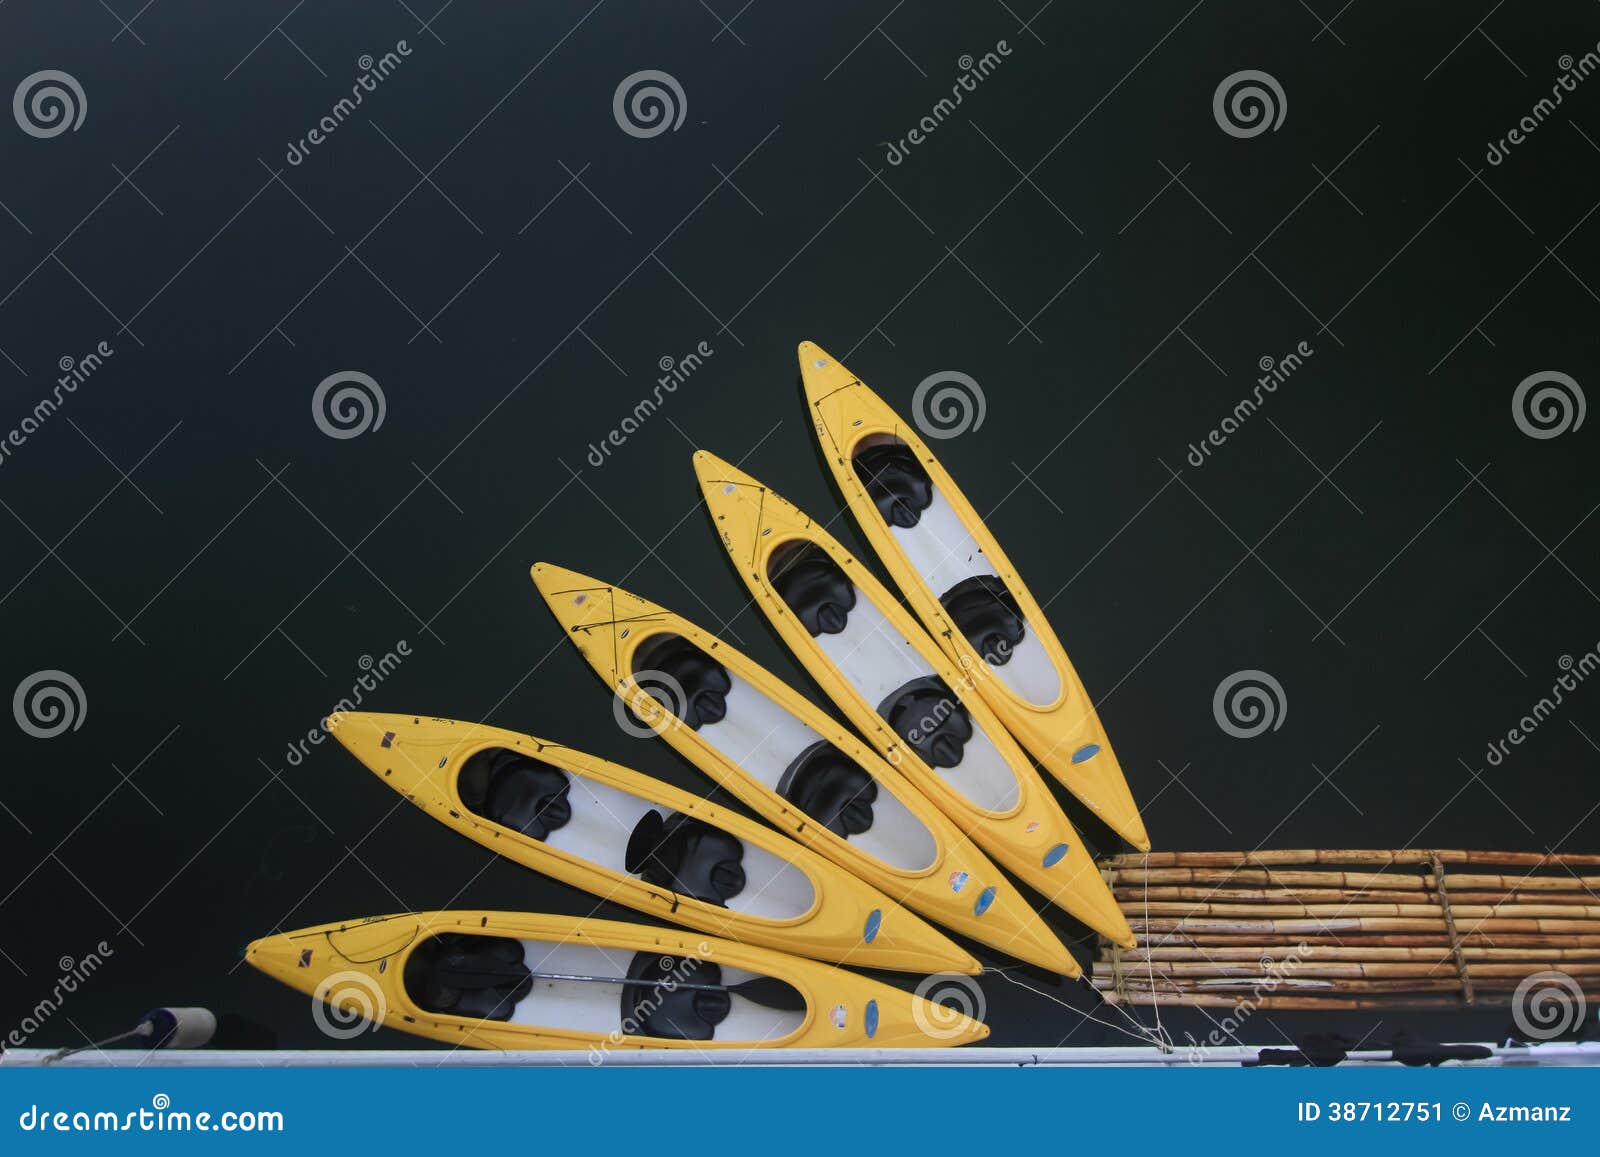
[622,952,731,1041]
[457,748,572,839]
[769,541,856,636]
[778,740,878,838]
[403,933,532,1022]
[630,633,732,728]
[940,575,1027,666]
[852,442,934,529]
[625,810,746,906]
[877,676,974,769]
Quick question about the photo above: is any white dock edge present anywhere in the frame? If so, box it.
[4,1043,1598,1067]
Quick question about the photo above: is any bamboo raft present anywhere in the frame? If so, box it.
[1093,849,1600,1010]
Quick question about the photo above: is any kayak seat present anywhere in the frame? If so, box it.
[877,676,974,769]
[625,810,746,905]
[403,933,532,1021]
[852,441,933,529]
[769,541,856,636]
[778,739,878,838]
[457,748,572,839]
[940,575,1027,666]
[623,951,730,1041]
[631,633,731,728]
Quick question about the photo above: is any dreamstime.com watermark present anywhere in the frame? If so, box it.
[12,69,86,138]
[1186,340,1313,466]
[312,370,387,439]
[12,669,87,738]
[1511,969,1589,1040]
[613,70,687,138]
[1213,70,1286,139]
[586,341,713,466]
[0,341,115,468]
[911,370,986,439]
[912,972,986,1039]
[17,1095,283,1134]
[1482,645,1599,767]
[588,946,713,1063]
[1213,669,1287,739]
[1485,45,1600,165]
[881,42,1012,165]
[312,971,386,1040]
[1511,370,1585,439]
[285,42,413,164]
[7,942,114,1047]
[283,642,411,766]
[1183,944,1309,1061]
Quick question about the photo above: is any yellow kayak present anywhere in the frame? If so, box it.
[326,711,976,976]
[532,562,1081,976]
[692,450,1135,948]
[247,911,989,1050]
[799,341,1148,851]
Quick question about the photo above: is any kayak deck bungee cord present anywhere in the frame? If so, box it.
[246,912,989,1050]
[326,712,977,976]
[532,562,1081,976]
[798,341,1149,852]
[690,450,1135,948]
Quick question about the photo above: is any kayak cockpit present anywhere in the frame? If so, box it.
[849,435,1060,707]
[403,934,806,1043]
[630,631,937,871]
[455,747,815,921]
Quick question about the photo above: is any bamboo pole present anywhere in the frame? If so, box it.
[1106,868,1432,889]
[1113,885,1598,905]
[1108,945,1600,963]
[1135,902,1446,918]
[1140,932,1600,948]
[1098,992,1477,1010]
[1102,850,1600,868]
[1097,990,1597,1010]
[1093,962,1600,981]
[1447,873,1600,891]
[1132,917,1600,935]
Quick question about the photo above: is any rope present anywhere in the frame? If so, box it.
[1431,850,1475,1005]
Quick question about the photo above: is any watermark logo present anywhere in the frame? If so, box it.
[911,972,985,1039]
[1213,70,1286,139]
[284,643,411,766]
[1484,646,1598,766]
[312,371,386,439]
[587,945,712,1063]
[7,941,114,1047]
[0,340,114,469]
[312,970,386,1039]
[1185,945,1308,1061]
[912,370,986,439]
[1186,340,1313,466]
[1512,370,1584,439]
[1511,969,1586,1040]
[13,70,86,138]
[613,70,686,138]
[881,42,1012,165]
[1212,669,1286,738]
[615,669,688,738]
[13,669,86,738]
[586,340,713,466]
[1486,45,1600,165]
[285,42,412,165]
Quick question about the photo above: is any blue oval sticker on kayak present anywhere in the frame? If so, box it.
[1043,843,1070,867]
[863,908,882,943]
[1071,743,1101,763]
[864,999,879,1038]
[974,885,996,916]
